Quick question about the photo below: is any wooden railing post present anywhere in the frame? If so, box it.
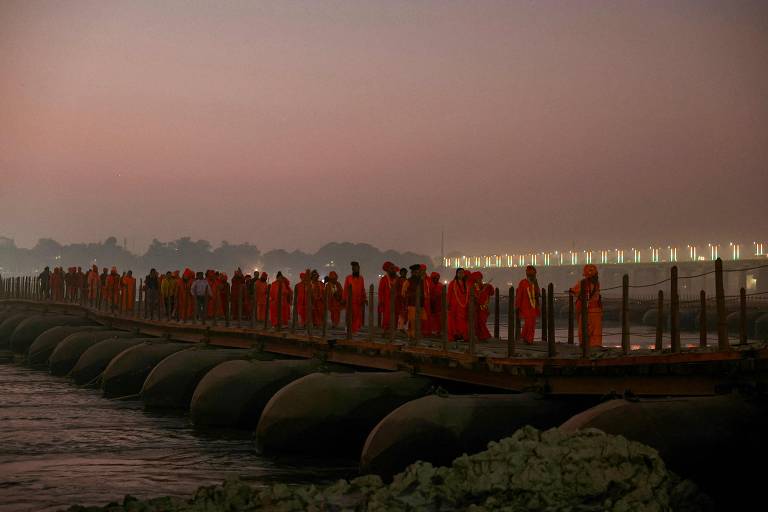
[276,283,283,331]
[389,280,396,344]
[414,280,422,342]
[580,280,589,358]
[567,292,574,345]
[238,284,244,328]
[368,284,374,342]
[290,284,299,333]
[468,287,477,355]
[307,282,314,339]
[699,290,707,347]
[493,288,500,339]
[715,258,728,350]
[670,266,680,353]
[507,286,515,357]
[655,290,664,351]
[621,274,630,355]
[441,286,448,351]
[264,283,271,330]
[541,287,548,343]
[345,283,353,340]
[547,283,555,358]
[739,287,747,345]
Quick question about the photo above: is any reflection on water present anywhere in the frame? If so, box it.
[0,364,355,512]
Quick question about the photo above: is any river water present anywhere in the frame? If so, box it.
[0,364,354,512]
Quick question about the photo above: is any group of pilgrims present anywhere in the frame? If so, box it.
[36,260,603,346]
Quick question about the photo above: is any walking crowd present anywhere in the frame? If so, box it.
[35,261,603,346]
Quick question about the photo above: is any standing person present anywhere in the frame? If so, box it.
[74,267,85,302]
[402,264,427,339]
[230,269,245,321]
[121,271,136,312]
[161,271,177,318]
[570,264,603,347]
[326,271,344,328]
[310,269,325,327]
[145,269,160,319]
[87,265,99,305]
[65,268,75,302]
[269,271,292,328]
[105,267,120,312]
[515,266,540,344]
[428,272,444,337]
[99,267,109,302]
[447,268,468,341]
[396,267,408,330]
[51,267,64,301]
[342,261,367,334]
[418,264,431,335]
[38,267,51,300]
[254,272,269,322]
[296,272,309,327]
[243,272,253,319]
[472,272,495,341]
[177,269,195,321]
[378,262,399,331]
[190,271,212,322]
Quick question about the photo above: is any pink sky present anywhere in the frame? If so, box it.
[2,0,766,257]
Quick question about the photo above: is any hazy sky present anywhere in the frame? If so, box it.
[2,0,766,257]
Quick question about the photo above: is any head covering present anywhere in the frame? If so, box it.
[583,264,598,278]
[382,261,395,272]
[329,271,338,279]
[300,272,307,280]
[260,272,268,280]
[183,268,195,280]
[430,272,440,281]
[525,265,537,276]
[419,263,427,271]
[173,270,180,277]
[473,271,483,282]
[110,266,117,273]
[409,264,421,271]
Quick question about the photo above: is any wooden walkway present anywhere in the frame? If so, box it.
[3,298,768,397]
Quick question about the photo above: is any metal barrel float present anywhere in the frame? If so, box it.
[101,341,193,398]
[256,372,432,456]
[49,330,133,376]
[70,337,157,385]
[360,392,599,479]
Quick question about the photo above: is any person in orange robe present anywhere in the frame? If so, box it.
[378,262,399,331]
[342,261,367,334]
[243,273,253,319]
[447,268,468,341]
[254,272,268,321]
[310,269,325,327]
[472,272,495,341]
[515,265,540,344]
[205,270,217,318]
[230,269,245,321]
[418,264,431,335]
[217,273,229,318]
[396,267,408,330]
[296,271,308,327]
[570,264,603,347]
[105,267,120,312]
[121,271,136,312]
[326,271,344,328]
[269,272,292,327]
[428,272,444,337]
[175,269,192,321]
[51,267,64,302]
[87,265,100,305]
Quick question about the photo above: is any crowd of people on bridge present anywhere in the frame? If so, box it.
[34,261,603,346]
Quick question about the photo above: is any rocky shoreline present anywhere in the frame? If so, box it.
[63,427,712,512]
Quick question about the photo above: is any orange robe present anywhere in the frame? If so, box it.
[428,281,444,337]
[121,276,136,312]
[326,281,343,327]
[378,275,397,330]
[447,279,468,341]
[269,279,292,327]
[177,278,194,320]
[570,279,603,347]
[254,280,268,321]
[475,283,494,341]
[231,275,245,320]
[516,279,540,344]
[342,275,366,334]
[310,280,325,327]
